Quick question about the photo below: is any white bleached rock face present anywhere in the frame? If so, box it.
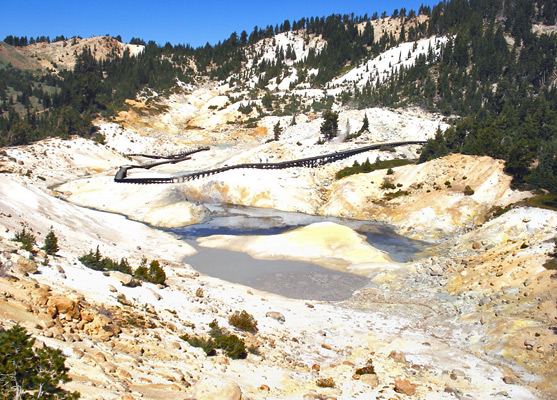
[192,378,242,400]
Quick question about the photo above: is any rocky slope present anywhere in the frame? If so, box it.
[0,36,143,72]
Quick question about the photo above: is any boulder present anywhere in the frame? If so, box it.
[360,374,379,387]
[46,295,80,320]
[110,271,134,286]
[394,379,416,395]
[388,350,407,364]
[192,377,241,400]
[10,255,37,274]
[265,311,285,323]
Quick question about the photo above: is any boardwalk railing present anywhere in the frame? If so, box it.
[114,141,426,184]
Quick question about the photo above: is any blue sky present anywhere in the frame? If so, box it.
[1,0,440,48]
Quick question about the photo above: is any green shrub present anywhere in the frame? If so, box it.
[335,158,414,180]
[181,320,247,359]
[180,334,217,356]
[228,310,258,333]
[79,247,132,275]
[383,190,409,200]
[464,185,475,196]
[13,228,36,252]
[134,259,166,285]
[381,181,396,190]
[79,247,132,274]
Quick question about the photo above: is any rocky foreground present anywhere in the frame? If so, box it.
[0,92,555,399]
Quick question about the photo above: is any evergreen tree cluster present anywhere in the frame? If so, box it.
[1,0,555,191]
[0,325,79,399]
[78,247,166,285]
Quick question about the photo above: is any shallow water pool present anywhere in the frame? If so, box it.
[172,204,431,301]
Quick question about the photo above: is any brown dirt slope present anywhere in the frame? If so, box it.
[0,42,42,70]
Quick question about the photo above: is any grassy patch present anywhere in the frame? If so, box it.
[520,193,557,211]
[383,190,409,200]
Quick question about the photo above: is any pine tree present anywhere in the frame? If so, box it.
[360,113,369,133]
[0,325,79,399]
[273,122,282,140]
[43,228,59,256]
[320,110,339,141]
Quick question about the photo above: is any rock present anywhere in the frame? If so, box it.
[10,255,37,274]
[108,285,118,293]
[394,379,416,396]
[192,378,241,400]
[428,265,443,276]
[444,386,462,395]
[110,271,134,286]
[472,242,481,250]
[265,311,285,323]
[479,297,491,306]
[93,352,107,363]
[360,374,379,387]
[259,384,270,391]
[502,375,517,384]
[524,339,535,350]
[46,295,80,320]
[148,288,162,300]
[388,350,407,364]
[311,364,320,372]
[321,343,332,350]
[117,368,132,379]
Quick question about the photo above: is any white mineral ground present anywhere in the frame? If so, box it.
[0,89,555,400]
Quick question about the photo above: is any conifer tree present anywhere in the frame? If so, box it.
[43,228,59,256]
[0,325,79,399]
[320,110,339,141]
[273,122,282,140]
[360,113,369,133]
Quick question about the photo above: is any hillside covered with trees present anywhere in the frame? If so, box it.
[0,0,555,192]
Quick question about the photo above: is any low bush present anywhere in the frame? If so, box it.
[383,190,409,200]
[381,181,396,190]
[355,358,376,375]
[228,310,258,333]
[335,158,414,180]
[180,320,247,359]
[316,377,335,388]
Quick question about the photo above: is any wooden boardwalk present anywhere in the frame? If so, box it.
[114,141,426,184]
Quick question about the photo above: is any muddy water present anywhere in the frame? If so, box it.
[173,204,431,301]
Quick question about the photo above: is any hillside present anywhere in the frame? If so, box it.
[0,35,143,72]
[0,0,556,399]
